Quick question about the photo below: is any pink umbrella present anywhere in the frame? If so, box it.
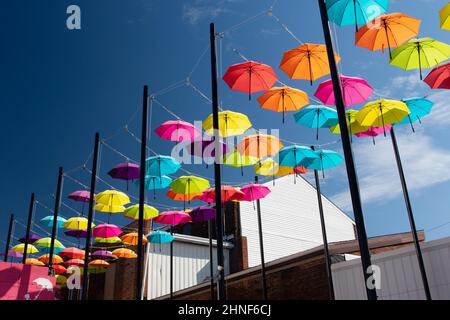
[92,224,123,238]
[68,190,91,203]
[355,124,392,145]
[155,120,201,142]
[315,75,374,107]
[154,211,192,226]
[240,184,271,201]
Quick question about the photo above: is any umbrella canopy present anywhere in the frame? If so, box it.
[155,119,201,142]
[137,175,172,192]
[59,247,85,259]
[440,2,450,30]
[189,206,216,223]
[166,190,202,202]
[112,248,137,259]
[390,37,450,79]
[56,275,67,287]
[237,133,283,159]
[120,232,148,246]
[64,229,87,238]
[201,186,245,203]
[95,190,130,206]
[240,184,271,202]
[293,105,339,140]
[89,259,110,267]
[187,138,228,159]
[40,216,67,228]
[63,217,95,230]
[68,190,91,203]
[355,125,392,137]
[329,109,369,135]
[38,254,64,265]
[424,62,450,89]
[223,149,259,168]
[25,258,45,266]
[107,163,140,181]
[355,13,421,57]
[398,97,434,129]
[39,247,65,255]
[1,249,23,258]
[92,224,122,238]
[278,145,320,168]
[314,76,374,107]
[146,155,181,176]
[326,0,388,30]
[124,204,159,220]
[12,243,38,254]
[356,99,410,132]
[306,149,344,171]
[33,237,64,248]
[279,43,340,84]
[147,231,174,244]
[53,265,67,275]
[91,250,116,260]
[257,86,309,122]
[223,61,278,100]
[94,237,122,244]
[65,258,85,267]
[202,110,252,138]
[254,158,280,176]
[170,176,210,196]
[154,211,192,226]
[18,233,41,243]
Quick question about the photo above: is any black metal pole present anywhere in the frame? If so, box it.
[318,0,377,300]
[208,220,215,300]
[137,85,149,301]
[81,132,100,300]
[48,166,64,275]
[4,214,14,262]
[254,176,268,300]
[390,127,431,300]
[170,230,174,300]
[311,146,334,300]
[22,193,35,264]
[209,22,226,300]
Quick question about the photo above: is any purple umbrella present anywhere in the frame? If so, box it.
[64,230,88,238]
[91,250,116,260]
[108,162,140,190]
[19,233,41,243]
[189,206,216,223]
[0,249,23,258]
[68,190,91,203]
[187,139,228,163]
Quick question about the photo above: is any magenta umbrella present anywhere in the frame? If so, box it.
[91,250,116,260]
[240,184,271,201]
[68,190,91,203]
[187,138,228,161]
[189,206,216,223]
[314,75,374,107]
[1,249,23,258]
[355,124,392,145]
[155,120,201,142]
[154,211,192,226]
[92,224,123,238]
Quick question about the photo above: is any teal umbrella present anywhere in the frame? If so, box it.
[398,97,434,132]
[306,149,344,178]
[293,105,339,140]
[326,0,388,31]
[146,155,181,177]
[135,175,172,199]
[147,230,174,244]
[39,246,65,254]
[40,216,67,228]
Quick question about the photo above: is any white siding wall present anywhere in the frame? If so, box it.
[146,234,231,299]
[239,175,356,267]
[332,236,450,300]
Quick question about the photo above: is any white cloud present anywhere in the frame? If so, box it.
[182,1,232,25]
[377,73,429,98]
[425,90,450,126]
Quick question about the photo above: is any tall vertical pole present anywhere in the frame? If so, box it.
[209,22,226,300]
[170,229,174,300]
[48,166,64,275]
[208,220,215,300]
[254,176,268,300]
[137,85,149,300]
[318,0,377,300]
[22,193,35,264]
[4,214,14,262]
[311,146,334,300]
[390,127,431,300]
[81,132,100,300]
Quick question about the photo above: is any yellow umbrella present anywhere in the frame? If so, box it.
[329,109,368,135]
[33,237,64,248]
[95,190,130,213]
[202,110,252,137]
[440,2,450,30]
[356,99,410,132]
[12,243,38,254]
[94,204,126,213]
[63,217,95,230]
[254,158,280,176]
[120,232,148,246]
[89,259,110,267]
[25,258,45,266]
[112,248,137,259]
[56,275,67,287]
[38,254,64,265]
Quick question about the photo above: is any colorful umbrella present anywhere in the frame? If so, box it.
[120,232,148,246]
[89,259,110,267]
[94,237,122,244]
[355,13,421,58]
[154,211,192,226]
[64,230,87,238]
[424,62,450,89]
[440,2,450,30]
[306,149,344,177]
[329,109,369,137]
[137,176,172,200]
[314,76,374,107]
[95,190,130,206]
[59,247,85,259]
[326,0,388,31]
[147,231,174,244]
[240,184,271,202]
[146,155,181,177]
[187,138,228,161]
[166,190,202,202]
[1,249,23,258]
[65,258,85,267]
[203,110,252,138]
[355,125,392,144]
[39,247,65,255]
[92,224,122,238]
[53,265,67,275]
[40,216,67,228]
[223,148,259,176]
[237,133,283,159]
[111,248,137,259]
[398,97,434,131]
[38,254,64,265]
[108,163,140,190]
[189,206,216,223]
[390,37,450,79]
[33,237,64,248]
[223,61,278,100]
[91,250,116,260]
[293,105,339,140]
[278,145,320,168]
[63,217,94,230]
[25,258,45,266]
[155,120,201,142]
[68,190,91,203]
[201,186,245,203]
[56,275,67,287]
[279,43,341,84]
[170,176,210,199]
[124,204,159,220]
[18,233,41,243]
[257,86,309,123]
[254,158,280,177]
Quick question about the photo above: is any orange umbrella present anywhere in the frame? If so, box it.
[25,258,45,266]
[201,186,245,203]
[356,13,421,58]
[88,259,110,267]
[112,248,137,259]
[257,86,310,123]
[120,232,149,246]
[279,43,341,85]
[166,189,202,202]
[237,133,283,159]
[38,254,64,265]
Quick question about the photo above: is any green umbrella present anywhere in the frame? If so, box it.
[33,237,64,248]
[123,204,159,220]
[390,37,450,79]
[170,175,210,196]
[223,148,259,176]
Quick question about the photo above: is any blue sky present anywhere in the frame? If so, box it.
[1,0,450,251]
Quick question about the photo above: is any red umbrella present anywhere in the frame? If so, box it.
[59,247,85,259]
[424,62,450,89]
[53,264,67,275]
[201,186,245,203]
[223,61,278,100]
[65,258,85,267]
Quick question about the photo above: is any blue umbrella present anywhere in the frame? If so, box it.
[278,145,319,167]
[40,216,67,228]
[39,246,65,254]
[146,155,181,177]
[293,105,339,140]
[147,230,174,244]
[306,149,344,178]
[326,0,388,31]
[398,97,434,132]
[135,175,172,199]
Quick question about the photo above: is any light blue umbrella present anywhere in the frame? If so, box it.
[293,105,339,140]
[398,97,434,132]
[40,216,67,228]
[146,155,181,177]
[278,145,319,167]
[135,175,172,199]
[326,0,388,31]
[39,246,65,254]
[147,230,174,244]
[306,149,344,178]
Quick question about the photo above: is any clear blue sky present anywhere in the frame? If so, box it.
[1,0,450,251]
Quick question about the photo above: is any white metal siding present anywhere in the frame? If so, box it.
[332,236,450,300]
[239,175,356,267]
[146,234,230,299]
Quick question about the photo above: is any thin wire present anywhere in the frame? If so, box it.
[188,43,210,78]
[270,13,304,45]
[101,140,138,163]
[64,173,89,190]
[219,9,268,35]
[186,80,213,104]
[152,98,182,120]
[152,79,187,97]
